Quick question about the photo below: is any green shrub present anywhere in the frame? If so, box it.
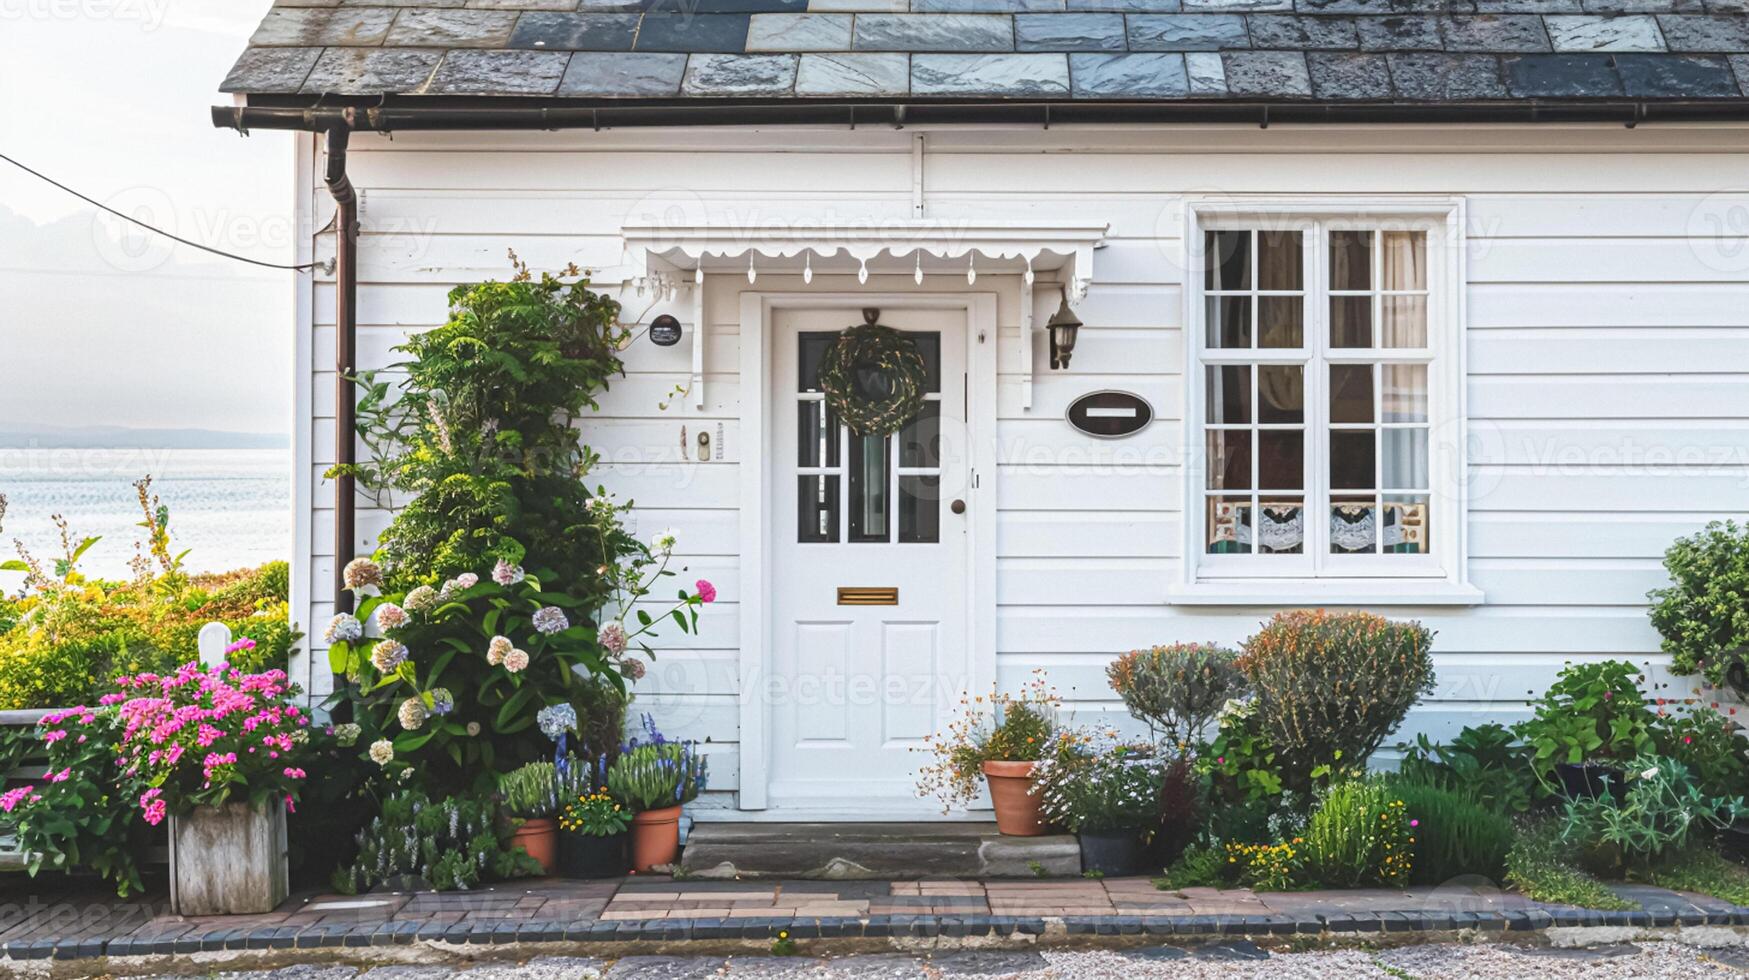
[1648,520,1749,694]
[1301,779,1414,888]
[1505,819,1632,910]
[339,255,627,592]
[1397,723,1538,814]
[1387,773,1515,885]
[1201,697,1284,804]
[1107,643,1245,750]
[1560,755,1748,873]
[1158,841,1227,889]
[1514,660,1657,774]
[1647,847,1749,906]
[1237,611,1435,789]
[1656,707,1749,801]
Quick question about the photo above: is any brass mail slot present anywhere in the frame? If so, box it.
[837,587,898,606]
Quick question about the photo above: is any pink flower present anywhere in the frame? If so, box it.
[696,579,717,604]
[42,729,66,744]
[0,786,36,813]
[47,768,70,783]
[283,767,306,779]
[142,799,168,825]
[1410,819,1419,828]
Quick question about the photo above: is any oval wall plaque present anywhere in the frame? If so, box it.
[649,314,683,347]
[1066,390,1154,439]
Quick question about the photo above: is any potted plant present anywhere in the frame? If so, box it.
[606,714,708,873]
[917,672,1060,836]
[111,660,313,915]
[1035,736,1166,875]
[1514,660,1658,799]
[557,789,631,878]
[501,761,560,874]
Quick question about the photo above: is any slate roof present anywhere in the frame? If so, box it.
[221,1,1749,103]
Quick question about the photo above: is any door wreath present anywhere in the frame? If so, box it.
[817,310,928,436]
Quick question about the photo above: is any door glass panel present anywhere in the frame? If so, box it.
[910,332,942,393]
[798,475,839,543]
[799,332,836,392]
[798,400,839,468]
[898,475,940,544]
[847,432,890,543]
[899,402,941,469]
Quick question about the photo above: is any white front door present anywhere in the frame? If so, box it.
[767,306,972,812]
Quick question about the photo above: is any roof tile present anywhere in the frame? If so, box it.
[1615,49,1741,88]
[1185,48,1231,88]
[912,51,1074,93]
[747,13,855,50]
[854,13,1016,49]
[1357,14,1444,47]
[302,47,445,92]
[1067,0,1183,9]
[1248,13,1363,46]
[1308,49,1396,92]
[1017,12,1130,48]
[1440,14,1550,50]
[508,13,641,50]
[1126,12,1251,47]
[423,48,570,92]
[1502,50,1624,91]
[558,51,688,94]
[1070,50,1192,92]
[1546,12,1668,48]
[385,9,519,47]
[249,7,395,46]
[794,51,911,92]
[636,13,755,50]
[1222,48,1314,91]
[682,53,800,94]
[220,46,323,93]
[1387,50,1508,93]
[914,0,1067,9]
[1657,12,1749,47]
[1185,0,1293,10]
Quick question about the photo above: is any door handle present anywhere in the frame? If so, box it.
[951,499,966,515]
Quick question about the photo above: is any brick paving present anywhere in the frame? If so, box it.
[3,872,1748,964]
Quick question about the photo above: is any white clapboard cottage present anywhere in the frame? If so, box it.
[217,2,1749,819]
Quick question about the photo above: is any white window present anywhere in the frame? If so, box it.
[1177,204,1479,605]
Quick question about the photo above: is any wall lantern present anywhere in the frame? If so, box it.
[1046,290,1082,370]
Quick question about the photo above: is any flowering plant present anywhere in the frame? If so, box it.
[111,658,312,822]
[915,672,1060,811]
[1514,659,1658,774]
[326,498,714,792]
[1032,734,1165,835]
[605,714,708,812]
[559,790,630,837]
[0,705,152,897]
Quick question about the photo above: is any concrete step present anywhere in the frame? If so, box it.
[678,822,1081,880]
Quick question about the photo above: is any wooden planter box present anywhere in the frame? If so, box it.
[168,802,289,915]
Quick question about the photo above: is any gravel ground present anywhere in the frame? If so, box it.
[158,942,1749,980]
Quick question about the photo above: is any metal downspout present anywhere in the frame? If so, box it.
[323,126,359,616]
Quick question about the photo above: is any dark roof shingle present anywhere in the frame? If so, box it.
[219,0,1749,101]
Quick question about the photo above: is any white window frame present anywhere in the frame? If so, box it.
[1172,199,1482,607]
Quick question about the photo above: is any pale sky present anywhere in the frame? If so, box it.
[0,0,293,437]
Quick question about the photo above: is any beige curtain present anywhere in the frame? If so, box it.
[1381,231,1426,347]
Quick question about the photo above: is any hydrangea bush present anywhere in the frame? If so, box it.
[325,505,712,792]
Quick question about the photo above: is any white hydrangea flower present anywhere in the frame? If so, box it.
[323,614,363,645]
[368,739,395,766]
[504,649,530,673]
[487,635,512,666]
[373,602,407,632]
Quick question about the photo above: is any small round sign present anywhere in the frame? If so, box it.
[1066,390,1154,439]
[649,314,682,347]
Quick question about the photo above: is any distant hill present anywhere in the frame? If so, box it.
[0,425,288,450]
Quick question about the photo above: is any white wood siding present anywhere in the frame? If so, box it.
[293,124,1749,801]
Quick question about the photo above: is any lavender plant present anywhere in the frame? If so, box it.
[605,714,708,812]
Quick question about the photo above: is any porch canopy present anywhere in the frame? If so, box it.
[618,221,1109,410]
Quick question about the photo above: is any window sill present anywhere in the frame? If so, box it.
[1166,580,1485,607]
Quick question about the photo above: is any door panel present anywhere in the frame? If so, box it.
[768,306,971,810]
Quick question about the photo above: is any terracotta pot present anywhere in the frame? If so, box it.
[982,760,1047,836]
[510,817,559,874]
[629,805,682,872]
